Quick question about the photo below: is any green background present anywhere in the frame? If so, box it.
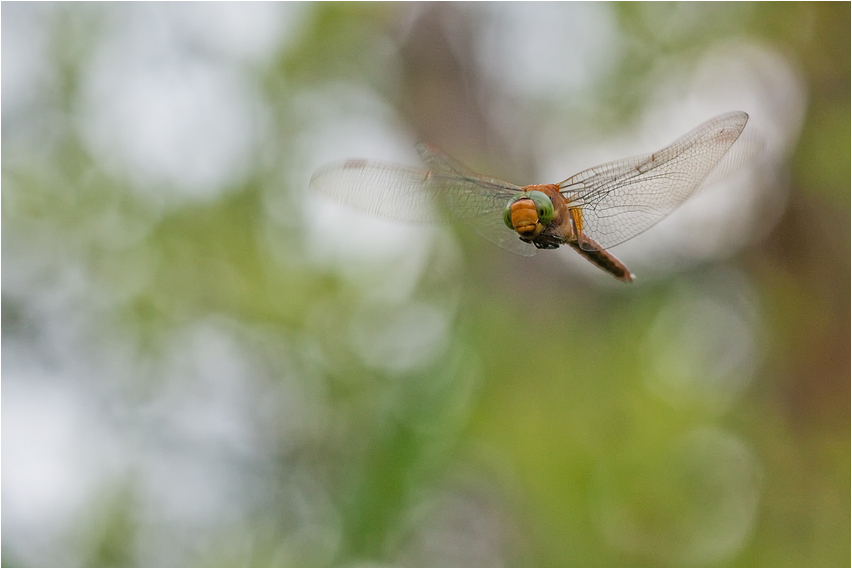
[3,3,848,566]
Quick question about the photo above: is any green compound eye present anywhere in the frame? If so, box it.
[503,191,554,230]
[503,193,526,229]
[502,205,513,229]
[502,200,516,229]
[527,190,554,226]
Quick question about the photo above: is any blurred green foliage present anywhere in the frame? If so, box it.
[3,2,848,567]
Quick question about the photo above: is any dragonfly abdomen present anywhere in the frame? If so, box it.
[567,238,634,283]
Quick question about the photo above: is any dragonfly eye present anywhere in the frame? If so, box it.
[527,191,554,226]
[502,203,514,229]
[503,194,525,229]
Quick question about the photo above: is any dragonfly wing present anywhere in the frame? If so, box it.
[416,143,529,191]
[559,111,751,250]
[310,159,443,223]
[310,153,535,256]
[465,210,537,256]
[415,143,535,255]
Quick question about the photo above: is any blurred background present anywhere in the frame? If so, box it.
[2,3,848,566]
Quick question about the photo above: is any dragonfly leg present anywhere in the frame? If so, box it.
[530,234,562,250]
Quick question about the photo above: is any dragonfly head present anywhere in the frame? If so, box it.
[503,190,554,239]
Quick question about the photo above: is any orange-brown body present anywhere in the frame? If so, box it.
[510,184,635,283]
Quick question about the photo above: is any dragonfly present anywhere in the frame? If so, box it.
[309,111,752,283]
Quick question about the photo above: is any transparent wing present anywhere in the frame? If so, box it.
[559,111,754,250]
[309,149,536,256]
[415,143,526,191]
[415,143,536,255]
[310,159,443,224]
